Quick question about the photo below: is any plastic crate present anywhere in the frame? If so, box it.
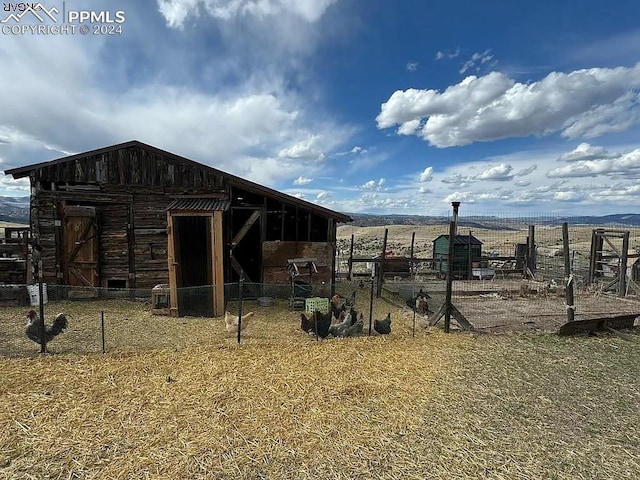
[305,297,329,314]
[27,284,48,306]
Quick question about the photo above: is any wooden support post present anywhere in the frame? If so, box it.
[376,228,388,297]
[562,222,574,323]
[410,231,416,337]
[347,234,354,281]
[527,225,535,277]
[619,231,629,296]
[467,230,473,280]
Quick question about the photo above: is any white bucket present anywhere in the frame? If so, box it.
[27,283,48,306]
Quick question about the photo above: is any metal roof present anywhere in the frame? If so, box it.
[166,198,231,212]
[432,234,483,245]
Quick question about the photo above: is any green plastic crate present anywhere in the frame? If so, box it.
[305,297,329,314]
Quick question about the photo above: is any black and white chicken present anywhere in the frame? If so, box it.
[25,310,68,346]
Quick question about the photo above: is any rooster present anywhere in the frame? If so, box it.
[224,311,255,333]
[25,310,68,346]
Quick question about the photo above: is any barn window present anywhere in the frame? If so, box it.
[107,279,127,290]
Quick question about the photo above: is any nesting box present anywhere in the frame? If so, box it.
[152,284,171,315]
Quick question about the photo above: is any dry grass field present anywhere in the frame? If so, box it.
[1,221,639,478]
[1,297,640,479]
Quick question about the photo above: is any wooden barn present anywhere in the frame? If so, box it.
[4,141,352,316]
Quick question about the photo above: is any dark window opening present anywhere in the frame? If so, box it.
[310,215,329,242]
[283,206,297,241]
[297,210,309,242]
[107,279,127,290]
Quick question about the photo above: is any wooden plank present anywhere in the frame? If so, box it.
[231,210,260,247]
[559,314,638,336]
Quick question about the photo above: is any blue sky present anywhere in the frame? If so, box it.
[1,0,640,216]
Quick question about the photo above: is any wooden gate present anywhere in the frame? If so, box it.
[63,206,99,296]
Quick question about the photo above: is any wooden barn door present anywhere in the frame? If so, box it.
[63,206,99,295]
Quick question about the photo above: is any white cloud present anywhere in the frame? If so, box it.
[475,163,514,181]
[293,176,313,185]
[158,0,338,27]
[361,180,377,189]
[547,147,640,178]
[316,191,330,200]
[558,142,612,162]
[418,166,433,182]
[278,135,325,161]
[418,186,431,194]
[406,62,419,72]
[516,164,537,176]
[377,63,640,147]
[460,49,494,74]
[435,47,460,60]
[378,177,385,187]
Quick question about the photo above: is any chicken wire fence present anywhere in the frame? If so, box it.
[2,214,640,357]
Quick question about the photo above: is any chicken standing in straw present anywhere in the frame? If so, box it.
[25,310,68,348]
[224,311,255,333]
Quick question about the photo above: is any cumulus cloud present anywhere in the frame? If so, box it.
[360,178,385,189]
[278,135,325,161]
[547,147,640,178]
[316,191,330,200]
[406,62,419,72]
[557,142,614,162]
[158,0,338,27]
[293,176,313,185]
[377,63,640,147]
[475,163,514,181]
[418,186,431,194]
[418,166,434,182]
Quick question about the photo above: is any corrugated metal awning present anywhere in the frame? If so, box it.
[166,198,231,212]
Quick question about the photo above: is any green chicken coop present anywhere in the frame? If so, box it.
[432,234,483,279]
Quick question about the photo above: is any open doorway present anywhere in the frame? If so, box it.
[173,215,213,316]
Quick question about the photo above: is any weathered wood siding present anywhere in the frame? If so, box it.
[23,144,343,290]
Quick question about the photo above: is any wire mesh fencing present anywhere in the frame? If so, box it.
[2,214,640,357]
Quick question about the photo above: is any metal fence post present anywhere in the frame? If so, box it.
[237,278,244,344]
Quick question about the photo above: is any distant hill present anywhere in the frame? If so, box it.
[1,198,639,229]
[346,213,640,229]
[0,196,29,223]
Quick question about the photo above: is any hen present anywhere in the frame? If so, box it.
[224,311,255,333]
[329,310,352,337]
[300,310,332,338]
[374,312,392,335]
[25,310,68,345]
[406,289,430,315]
[344,313,364,337]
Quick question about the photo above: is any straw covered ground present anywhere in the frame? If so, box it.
[1,303,640,478]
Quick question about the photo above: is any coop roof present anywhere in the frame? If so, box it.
[432,234,483,245]
[5,140,352,223]
[166,198,231,212]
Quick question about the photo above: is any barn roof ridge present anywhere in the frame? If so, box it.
[4,140,352,223]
